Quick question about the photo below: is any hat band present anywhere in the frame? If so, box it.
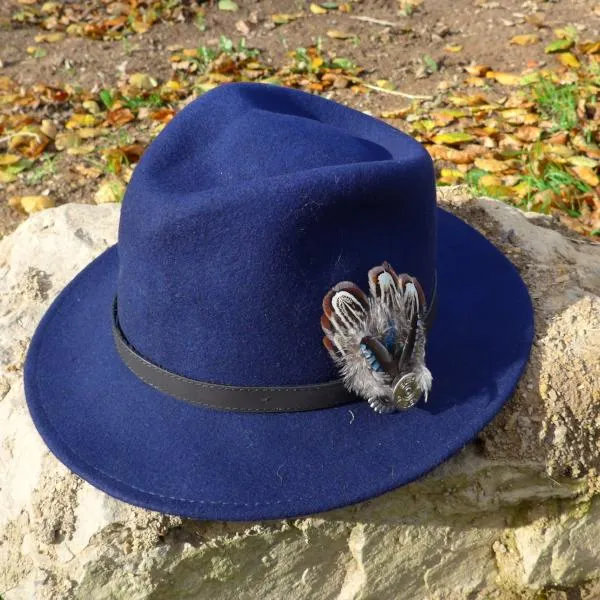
[112,279,437,413]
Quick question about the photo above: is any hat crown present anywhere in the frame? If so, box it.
[116,83,437,386]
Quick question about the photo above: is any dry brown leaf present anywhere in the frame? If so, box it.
[106,108,135,126]
[514,126,542,142]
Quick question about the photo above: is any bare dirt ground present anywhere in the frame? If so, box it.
[0,0,599,236]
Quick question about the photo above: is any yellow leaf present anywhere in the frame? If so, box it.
[412,119,436,132]
[34,32,65,43]
[0,154,21,166]
[129,73,157,90]
[0,171,16,183]
[568,156,599,168]
[327,30,352,39]
[501,108,538,125]
[486,71,522,86]
[131,19,151,33]
[444,45,462,53]
[380,107,411,119]
[479,174,502,187]
[271,12,303,24]
[510,34,539,46]
[15,195,55,214]
[65,114,98,129]
[432,132,475,145]
[95,179,126,204]
[310,3,327,14]
[474,158,509,173]
[311,56,324,70]
[66,144,95,156]
[439,168,464,184]
[571,166,599,187]
[557,52,581,69]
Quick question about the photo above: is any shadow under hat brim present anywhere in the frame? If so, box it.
[24,208,533,521]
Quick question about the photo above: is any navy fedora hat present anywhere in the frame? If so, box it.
[24,82,533,520]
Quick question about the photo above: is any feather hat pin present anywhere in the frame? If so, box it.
[321,262,433,414]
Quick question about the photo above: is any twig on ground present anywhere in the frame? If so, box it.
[349,16,401,27]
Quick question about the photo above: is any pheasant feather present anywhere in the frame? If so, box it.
[322,262,432,413]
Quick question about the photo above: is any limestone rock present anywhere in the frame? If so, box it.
[1,193,599,600]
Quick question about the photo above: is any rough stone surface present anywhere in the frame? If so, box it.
[1,192,599,600]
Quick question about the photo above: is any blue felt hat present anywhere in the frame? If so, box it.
[24,83,533,520]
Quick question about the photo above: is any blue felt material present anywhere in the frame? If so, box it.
[24,83,534,520]
[116,83,437,385]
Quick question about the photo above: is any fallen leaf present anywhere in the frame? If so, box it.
[432,132,475,145]
[0,171,17,183]
[34,32,65,43]
[514,126,542,142]
[0,154,21,166]
[327,30,352,39]
[568,156,599,168]
[380,107,411,119]
[55,131,81,150]
[66,144,95,156]
[271,12,303,24]
[438,168,464,184]
[510,34,539,46]
[128,73,157,90]
[40,119,57,138]
[479,174,503,187]
[65,114,98,129]
[95,179,126,204]
[486,71,522,85]
[444,45,463,53]
[579,41,600,54]
[557,52,581,69]
[554,26,578,41]
[571,165,599,187]
[310,3,328,14]
[14,195,55,214]
[107,108,135,126]
[474,157,509,172]
[545,38,574,54]
[465,64,491,77]
[218,0,238,11]
[235,20,250,35]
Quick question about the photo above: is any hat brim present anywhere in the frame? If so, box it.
[24,208,533,520]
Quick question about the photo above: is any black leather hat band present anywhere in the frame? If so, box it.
[112,276,437,413]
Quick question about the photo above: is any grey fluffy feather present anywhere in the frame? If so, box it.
[322,264,432,414]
